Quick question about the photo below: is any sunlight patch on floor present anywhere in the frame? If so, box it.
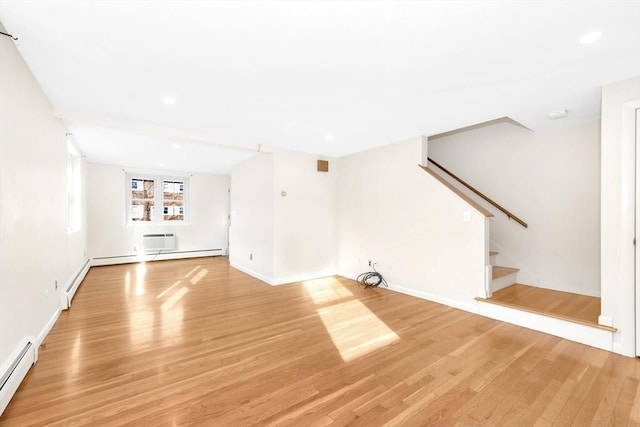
[304,277,353,305]
[135,263,146,295]
[69,333,81,376]
[157,280,182,299]
[161,286,188,312]
[184,265,201,278]
[316,299,399,362]
[190,268,208,285]
[124,271,131,294]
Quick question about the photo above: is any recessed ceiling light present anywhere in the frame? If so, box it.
[325,134,334,141]
[163,97,176,105]
[580,32,602,44]
[172,143,181,149]
[159,162,165,167]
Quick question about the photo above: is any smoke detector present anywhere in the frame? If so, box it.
[547,109,569,120]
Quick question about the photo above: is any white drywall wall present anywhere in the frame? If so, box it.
[229,153,275,281]
[336,137,487,311]
[273,151,337,284]
[599,75,640,356]
[0,27,87,380]
[86,163,229,258]
[229,151,338,285]
[428,120,601,297]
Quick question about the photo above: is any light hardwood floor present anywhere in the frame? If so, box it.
[1,257,639,426]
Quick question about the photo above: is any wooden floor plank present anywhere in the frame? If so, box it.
[0,257,638,426]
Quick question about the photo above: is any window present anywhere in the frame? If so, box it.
[127,174,188,223]
[67,140,81,232]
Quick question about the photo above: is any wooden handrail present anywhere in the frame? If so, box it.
[427,157,528,228]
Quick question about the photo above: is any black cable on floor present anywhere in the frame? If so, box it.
[356,264,388,288]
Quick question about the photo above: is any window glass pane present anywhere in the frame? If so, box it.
[132,179,154,200]
[163,180,184,201]
[163,180,185,220]
[131,200,154,221]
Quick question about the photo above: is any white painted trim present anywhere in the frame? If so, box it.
[618,99,640,356]
[229,262,276,285]
[35,309,62,360]
[598,315,614,327]
[91,249,223,267]
[483,265,493,298]
[385,283,477,313]
[229,263,336,287]
[0,337,37,416]
[337,272,478,314]
[65,258,91,308]
[613,341,624,355]
[272,272,338,286]
[477,300,613,352]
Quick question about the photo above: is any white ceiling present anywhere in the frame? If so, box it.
[1,1,639,173]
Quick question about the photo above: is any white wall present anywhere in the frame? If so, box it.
[273,151,337,283]
[337,137,487,312]
[0,24,86,378]
[229,151,338,285]
[229,153,275,281]
[428,120,601,296]
[86,163,229,258]
[600,75,640,356]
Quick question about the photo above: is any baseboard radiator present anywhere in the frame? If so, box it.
[0,339,36,415]
[65,258,91,309]
[142,233,175,251]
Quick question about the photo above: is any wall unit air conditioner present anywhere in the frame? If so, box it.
[142,233,175,251]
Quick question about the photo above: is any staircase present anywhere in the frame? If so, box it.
[419,162,616,352]
[475,249,616,351]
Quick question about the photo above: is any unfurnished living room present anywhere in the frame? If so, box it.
[1,1,640,425]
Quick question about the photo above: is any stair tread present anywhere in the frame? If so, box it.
[489,251,498,256]
[492,266,519,280]
[476,283,617,332]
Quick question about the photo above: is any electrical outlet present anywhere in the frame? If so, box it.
[368,260,372,267]
[54,280,58,290]
[250,253,253,261]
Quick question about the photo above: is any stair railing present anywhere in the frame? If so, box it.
[426,157,528,228]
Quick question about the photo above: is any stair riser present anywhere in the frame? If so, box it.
[491,273,517,293]
[476,301,613,352]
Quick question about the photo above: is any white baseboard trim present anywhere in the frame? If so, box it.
[35,308,62,359]
[91,249,223,267]
[598,315,614,327]
[337,272,477,314]
[385,283,478,314]
[272,272,338,286]
[477,300,614,351]
[612,341,624,356]
[229,262,276,285]
[64,258,91,309]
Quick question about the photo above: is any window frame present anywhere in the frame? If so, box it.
[125,173,190,225]
[67,140,82,233]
